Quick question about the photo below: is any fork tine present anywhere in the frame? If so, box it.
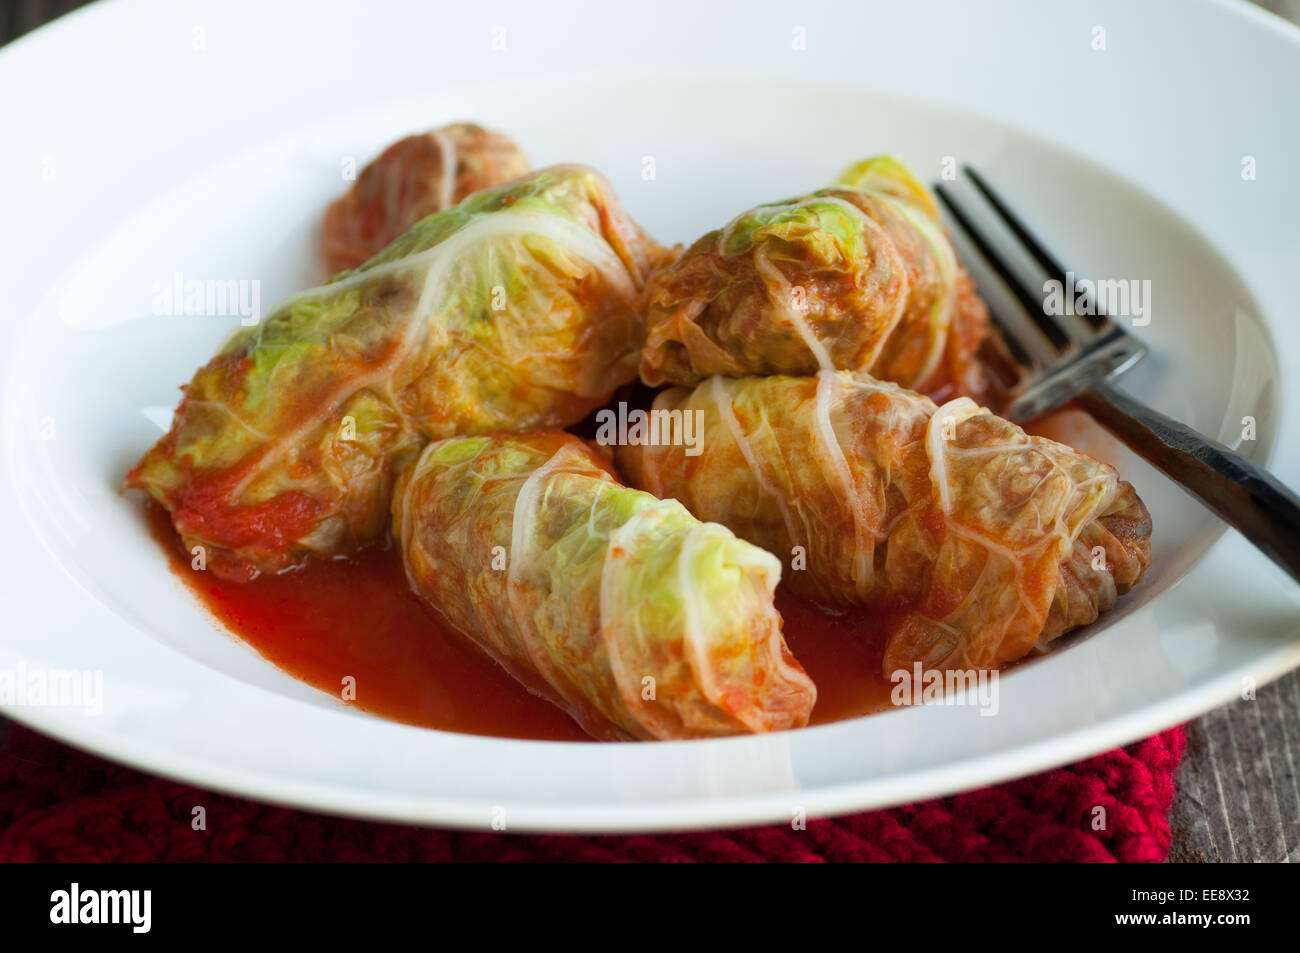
[938,213,1043,375]
[933,183,1072,352]
[963,166,1107,332]
[935,169,1148,422]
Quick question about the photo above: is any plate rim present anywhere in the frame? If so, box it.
[2,0,1299,833]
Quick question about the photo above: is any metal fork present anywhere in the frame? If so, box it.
[934,167,1300,585]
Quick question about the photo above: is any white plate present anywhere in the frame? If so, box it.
[1,0,1298,832]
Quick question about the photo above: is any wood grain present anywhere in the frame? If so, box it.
[1169,669,1300,862]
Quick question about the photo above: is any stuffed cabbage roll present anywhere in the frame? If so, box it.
[321,123,529,273]
[639,156,989,399]
[618,372,1152,674]
[127,165,662,581]
[392,431,816,740]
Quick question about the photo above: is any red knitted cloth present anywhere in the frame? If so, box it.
[0,722,1183,862]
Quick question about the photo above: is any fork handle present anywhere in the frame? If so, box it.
[1075,379,1300,585]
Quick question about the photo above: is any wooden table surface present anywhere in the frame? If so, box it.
[2,0,1297,862]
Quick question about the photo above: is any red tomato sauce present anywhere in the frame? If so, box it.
[145,503,896,741]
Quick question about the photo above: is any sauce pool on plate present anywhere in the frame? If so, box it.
[142,403,1120,741]
[145,503,896,741]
